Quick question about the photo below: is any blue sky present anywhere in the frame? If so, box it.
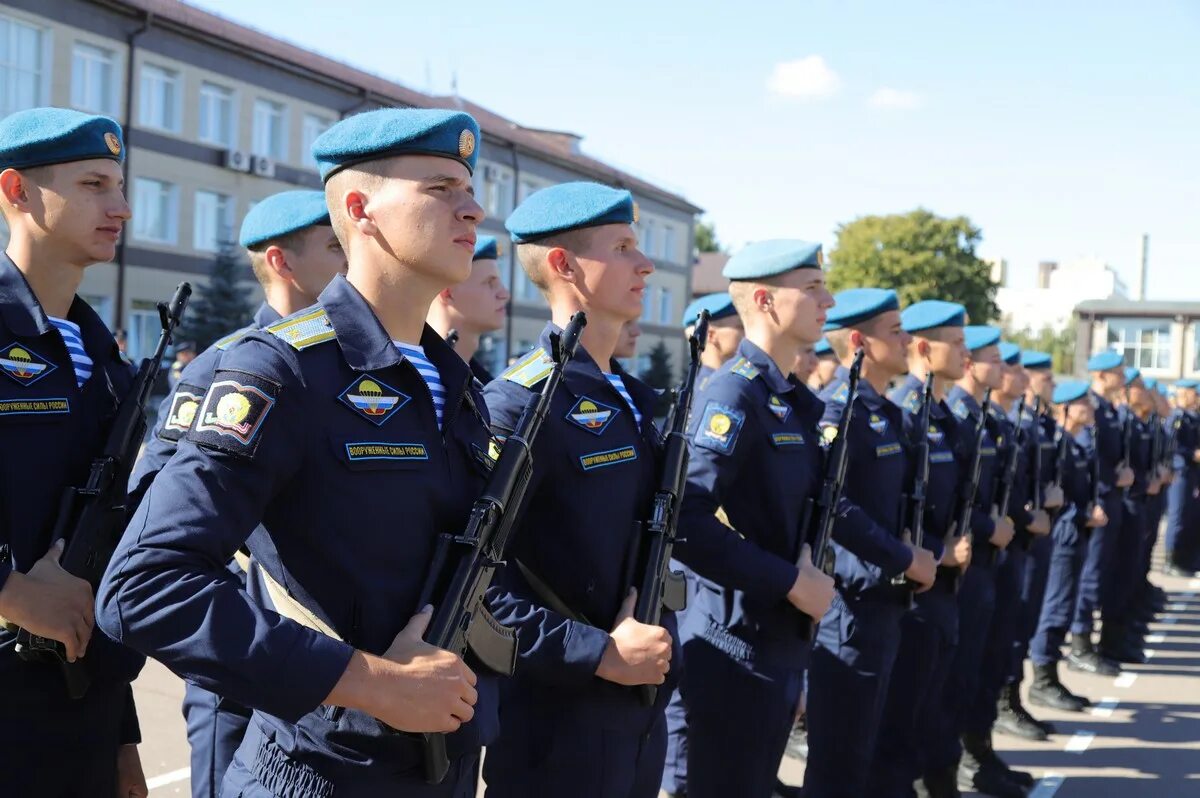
[192,0,1200,298]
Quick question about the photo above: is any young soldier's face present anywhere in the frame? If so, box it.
[861,310,910,375]
[287,225,347,301]
[17,159,130,265]
[708,317,744,361]
[1068,398,1095,427]
[615,319,641,359]
[448,258,510,334]
[925,327,967,381]
[1000,363,1028,397]
[572,223,654,322]
[1028,370,1055,403]
[372,155,483,286]
[968,345,1004,389]
[773,269,833,344]
[792,345,818,382]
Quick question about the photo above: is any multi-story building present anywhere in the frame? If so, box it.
[0,0,700,378]
[1074,299,1200,382]
[996,255,1129,335]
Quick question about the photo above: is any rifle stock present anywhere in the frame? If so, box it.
[891,371,934,603]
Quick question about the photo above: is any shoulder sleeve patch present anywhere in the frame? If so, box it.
[266,308,335,351]
[158,382,206,443]
[499,347,553,388]
[731,358,759,381]
[831,382,849,404]
[693,400,745,455]
[186,369,280,459]
[952,398,969,420]
[901,389,919,413]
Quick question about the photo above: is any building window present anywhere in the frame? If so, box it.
[252,99,288,160]
[71,43,117,116]
[512,260,543,304]
[0,15,47,117]
[79,293,113,328]
[658,286,673,324]
[193,191,235,252]
[1107,318,1171,371]
[518,177,548,204]
[300,113,332,168]
[662,223,676,263]
[199,82,236,147]
[126,301,162,363]
[642,218,657,258]
[641,285,656,322]
[133,178,179,244]
[139,63,181,132]
[478,163,514,218]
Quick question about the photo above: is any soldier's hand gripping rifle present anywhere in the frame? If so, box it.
[631,310,709,707]
[992,395,1027,559]
[414,312,585,784]
[14,283,192,699]
[798,347,865,639]
[951,388,992,588]
[891,371,934,605]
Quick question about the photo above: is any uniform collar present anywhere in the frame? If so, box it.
[833,363,889,411]
[319,273,472,391]
[0,253,118,363]
[737,338,796,396]
[947,385,982,418]
[538,321,660,422]
[254,302,282,329]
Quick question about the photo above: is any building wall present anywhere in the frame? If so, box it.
[1074,311,1200,382]
[0,0,697,381]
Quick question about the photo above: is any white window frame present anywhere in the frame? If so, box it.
[1106,317,1172,373]
[642,217,657,259]
[70,42,118,116]
[252,98,289,161]
[193,190,236,253]
[0,13,50,118]
[198,81,237,148]
[133,178,179,245]
[658,286,673,324]
[662,223,676,264]
[126,302,161,363]
[517,177,549,204]
[139,62,182,133]
[300,112,332,168]
[478,163,515,218]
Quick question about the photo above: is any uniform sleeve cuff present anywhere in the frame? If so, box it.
[566,622,613,683]
[273,632,356,723]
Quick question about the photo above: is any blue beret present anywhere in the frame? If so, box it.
[814,337,834,357]
[1021,351,1052,370]
[1053,380,1089,405]
[823,288,899,331]
[506,181,635,244]
[964,325,1001,352]
[1123,367,1141,386]
[900,300,966,333]
[312,108,480,182]
[0,107,124,171]
[722,239,823,281]
[1143,377,1158,390]
[238,190,330,249]
[1087,350,1123,372]
[473,235,501,262]
[1176,379,1199,390]
[682,293,737,328]
[998,342,1021,365]
[1158,383,1169,396]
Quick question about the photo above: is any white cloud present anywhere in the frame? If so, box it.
[868,87,922,109]
[767,56,841,100]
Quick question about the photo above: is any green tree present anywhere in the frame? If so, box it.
[1002,323,1077,375]
[642,340,676,416]
[828,209,999,324]
[178,244,255,351]
[694,219,721,253]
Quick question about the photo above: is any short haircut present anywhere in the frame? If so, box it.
[246,227,314,286]
[515,227,596,293]
[323,160,390,250]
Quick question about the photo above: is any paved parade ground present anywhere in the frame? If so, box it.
[134,557,1200,798]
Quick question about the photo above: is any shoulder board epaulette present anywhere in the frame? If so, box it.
[831,382,849,404]
[213,326,254,351]
[731,357,759,381]
[901,388,919,413]
[500,347,553,388]
[952,398,969,419]
[266,308,336,351]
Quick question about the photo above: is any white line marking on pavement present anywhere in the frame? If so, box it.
[1091,697,1120,717]
[146,768,190,790]
[1170,603,1188,611]
[1145,649,1157,660]
[1146,633,1166,643]
[1188,578,1200,589]
[1163,616,1178,625]
[1029,774,1067,797]
[1114,672,1139,688]
[1065,731,1095,753]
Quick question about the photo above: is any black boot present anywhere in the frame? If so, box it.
[1067,634,1121,676]
[772,779,803,798]
[957,743,1026,797]
[1100,623,1145,664]
[1029,662,1089,711]
[995,683,1049,740]
[921,765,961,798]
[960,732,1034,792]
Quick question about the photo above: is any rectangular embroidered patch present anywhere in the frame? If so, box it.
[771,432,806,447]
[930,451,955,463]
[345,442,429,461]
[187,371,279,458]
[580,445,638,471]
[876,442,902,457]
[159,384,204,442]
[0,397,68,416]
